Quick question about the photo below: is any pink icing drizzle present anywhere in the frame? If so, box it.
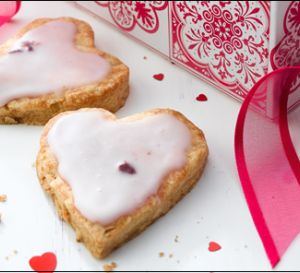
[0,21,111,106]
[47,111,191,225]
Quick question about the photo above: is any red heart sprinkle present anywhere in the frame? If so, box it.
[208,241,222,252]
[29,252,57,273]
[153,73,164,81]
[196,94,208,101]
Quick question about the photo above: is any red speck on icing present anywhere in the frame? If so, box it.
[9,41,39,54]
[196,94,208,101]
[208,241,222,252]
[22,41,38,52]
[118,162,136,174]
[153,73,164,81]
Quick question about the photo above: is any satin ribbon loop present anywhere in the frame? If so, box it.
[235,66,300,267]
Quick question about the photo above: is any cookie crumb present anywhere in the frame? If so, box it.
[159,251,165,257]
[4,250,18,261]
[169,253,173,258]
[0,195,7,202]
[174,235,179,243]
[143,56,147,60]
[103,261,117,272]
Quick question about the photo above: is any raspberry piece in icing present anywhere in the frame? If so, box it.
[118,162,136,175]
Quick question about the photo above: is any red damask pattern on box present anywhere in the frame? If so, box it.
[96,1,168,33]
[271,1,300,94]
[271,2,300,69]
[170,1,270,108]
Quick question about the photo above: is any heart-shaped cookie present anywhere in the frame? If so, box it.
[36,108,208,258]
[0,17,129,125]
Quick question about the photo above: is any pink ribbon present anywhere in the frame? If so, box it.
[0,1,20,26]
[235,67,300,267]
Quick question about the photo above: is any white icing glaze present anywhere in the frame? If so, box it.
[47,111,191,225]
[0,21,111,106]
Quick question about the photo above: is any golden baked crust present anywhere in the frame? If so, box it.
[0,17,129,125]
[36,108,208,258]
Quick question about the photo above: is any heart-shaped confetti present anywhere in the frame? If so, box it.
[196,94,208,102]
[153,73,164,81]
[29,252,57,273]
[208,241,222,252]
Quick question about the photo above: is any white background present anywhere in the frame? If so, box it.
[0,1,299,271]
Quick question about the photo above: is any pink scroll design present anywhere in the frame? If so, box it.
[235,66,300,267]
[0,1,20,27]
[95,1,167,33]
[171,1,270,110]
[270,2,300,70]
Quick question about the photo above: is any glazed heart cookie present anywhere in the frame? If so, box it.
[0,17,129,125]
[36,108,208,258]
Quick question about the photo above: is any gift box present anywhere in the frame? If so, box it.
[74,1,300,114]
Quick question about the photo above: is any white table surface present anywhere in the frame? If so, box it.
[0,1,299,271]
